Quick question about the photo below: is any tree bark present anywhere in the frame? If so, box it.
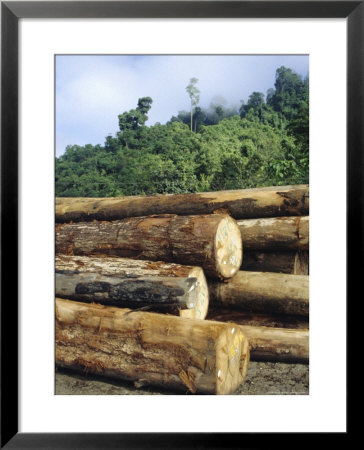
[55,255,209,319]
[55,214,242,280]
[242,250,309,275]
[56,271,200,314]
[238,216,309,251]
[55,298,250,395]
[239,325,309,363]
[206,308,309,329]
[208,271,309,317]
[55,184,309,222]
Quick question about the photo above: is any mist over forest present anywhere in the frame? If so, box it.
[55,66,309,197]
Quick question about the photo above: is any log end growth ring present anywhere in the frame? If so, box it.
[214,216,243,279]
[215,324,250,395]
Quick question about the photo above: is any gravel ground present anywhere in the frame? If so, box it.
[55,361,309,395]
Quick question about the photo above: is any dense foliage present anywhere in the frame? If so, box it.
[56,66,309,197]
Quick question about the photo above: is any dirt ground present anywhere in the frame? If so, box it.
[55,361,309,395]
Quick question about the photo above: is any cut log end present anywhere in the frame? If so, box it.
[214,216,242,279]
[215,324,250,395]
[179,267,209,320]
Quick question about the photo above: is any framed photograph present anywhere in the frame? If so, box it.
[2,0,358,446]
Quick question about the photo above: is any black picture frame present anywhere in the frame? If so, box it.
[1,1,357,447]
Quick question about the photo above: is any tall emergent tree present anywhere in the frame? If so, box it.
[186,78,200,131]
[118,96,153,133]
[117,96,153,147]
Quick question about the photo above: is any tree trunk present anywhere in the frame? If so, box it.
[55,214,242,280]
[55,298,250,395]
[206,308,309,329]
[208,271,309,317]
[55,255,209,319]
[56,271,200,314]
[55,184,309,222]
[239,325,309,363]
[242,250,309,275]
[238,216,309,251]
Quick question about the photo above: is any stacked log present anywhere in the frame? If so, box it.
[238,326,308,363]
[208,271,309,317]
[237,216,309,251]
[242,250,309,275]
[56,271,200,313]
[55,298,250,395]
[55,255,209,320]
[56,184,309,222]
[237,216,309,274]
[238,216,309,274]
[55,214,242,280]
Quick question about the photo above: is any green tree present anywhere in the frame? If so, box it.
[117,97,153,146]
[267,67,308,122]
[240,92,265,119]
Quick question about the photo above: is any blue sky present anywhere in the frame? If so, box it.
[56,55,309,156]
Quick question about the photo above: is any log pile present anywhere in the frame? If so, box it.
[55,184,309,394]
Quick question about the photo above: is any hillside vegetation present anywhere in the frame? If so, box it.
[56,66,309,197]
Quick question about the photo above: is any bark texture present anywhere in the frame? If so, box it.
[238,216,309,251]
[55,298,250,395]
[55,214,242,279]
[239,325,309,363]
[55,255,209,319]
[208,271,309,317]
[242,250,309,275]
[56,271,199,314]
[55,184,309,222]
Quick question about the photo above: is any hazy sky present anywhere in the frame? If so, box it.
[56,54,309,156]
